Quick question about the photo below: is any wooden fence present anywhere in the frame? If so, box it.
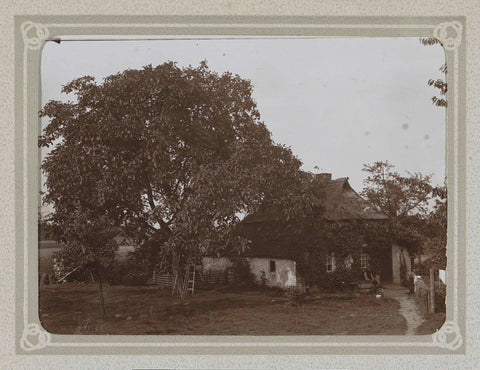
[414,279,432,317]
[414,269,444,316]
[152,269,228,289]
[152,272,175,288]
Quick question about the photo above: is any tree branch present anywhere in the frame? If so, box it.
[146,183,173,234]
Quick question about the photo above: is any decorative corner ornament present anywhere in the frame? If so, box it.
[433,21,463,51]
[20,323,51,352]
[21,21,50,50]
[432,320,463,350]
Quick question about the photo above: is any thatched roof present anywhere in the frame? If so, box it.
[321,177,387,221]
[243,175,387,224]
[239,175,388,260]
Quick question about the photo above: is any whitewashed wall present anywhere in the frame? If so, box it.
[392,244,412,284]
[247,257,297,288]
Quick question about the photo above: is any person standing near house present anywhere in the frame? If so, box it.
[408,270,415,295]
[260,270,267,291]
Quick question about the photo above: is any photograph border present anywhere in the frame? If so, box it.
[14,15,466,355]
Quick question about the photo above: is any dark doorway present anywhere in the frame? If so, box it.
[378,247,393,282]
[269,260,276,273]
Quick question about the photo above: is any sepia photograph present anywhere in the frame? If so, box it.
[37,35,448,337]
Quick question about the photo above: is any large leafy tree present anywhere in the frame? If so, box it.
[361,161,434,220]
[361,161,430,257]
[40,61,315,298]
[361,161,446,267]
[421,184,447,269]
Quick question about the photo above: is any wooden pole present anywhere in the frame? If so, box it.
[98,266,107,321]
[429,268,435,314]
[56,266,79,283]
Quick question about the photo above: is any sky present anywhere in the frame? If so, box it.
[41,36,446,209]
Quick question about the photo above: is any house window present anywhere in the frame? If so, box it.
[326,252,336,272]
[269,260,276,273]
[360,250,369,270]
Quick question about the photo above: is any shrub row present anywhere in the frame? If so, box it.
[314,266,366,292]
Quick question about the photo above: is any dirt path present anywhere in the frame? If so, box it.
[383,284,424,335]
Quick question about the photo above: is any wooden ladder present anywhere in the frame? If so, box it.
[186,259,196,295]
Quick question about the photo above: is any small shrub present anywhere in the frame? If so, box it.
[316,266,363,292]
[229,258,256,288]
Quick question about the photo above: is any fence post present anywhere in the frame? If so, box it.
[426,291,429,316]
[429,268,435,314]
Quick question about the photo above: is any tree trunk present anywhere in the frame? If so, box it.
[171,252,190,301]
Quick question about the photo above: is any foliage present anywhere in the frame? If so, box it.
[419,35,448,266]
[421,185,447,269]
[361,161,438,253]
[413,261,431,277]
[362,162,447,271]
[127,237,169,275]
[427,78,447,107]
[38,213,58,241]
[48,209,118,319]
[228,258,256,288]
[235,171,330,254]
[53,209,118,277]
[419,37,447,108]
[39,61,312,299]
[315,265,364,293]
[105,261,150,286]
[52,247,89,282]
[362,161,434,219]
[295,219,392,287]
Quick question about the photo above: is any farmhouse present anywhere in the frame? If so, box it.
[238,173,414,288]
[42,173,415,290]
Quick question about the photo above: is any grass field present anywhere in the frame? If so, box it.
[415,312,446,335]
[39,283,408,335]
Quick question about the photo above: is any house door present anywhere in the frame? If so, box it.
[379,248,393,282]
